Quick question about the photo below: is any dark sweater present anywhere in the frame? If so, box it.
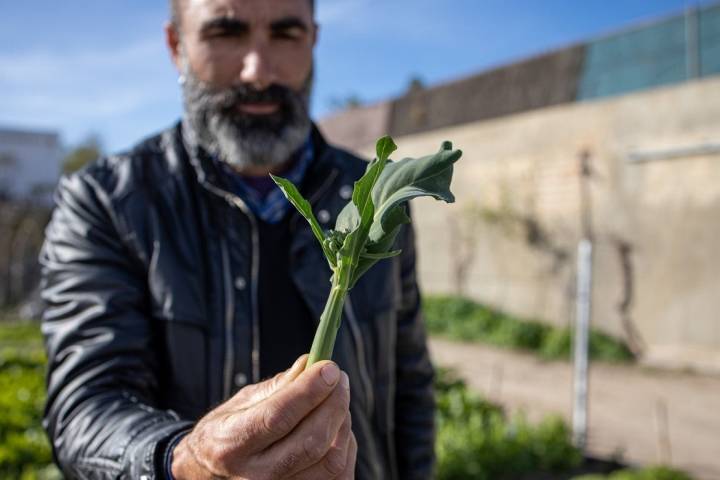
[257,215,315,379]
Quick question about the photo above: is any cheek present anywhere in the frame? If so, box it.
[179,34,245,83]
[187,46,246,86]
[274,47,313,89]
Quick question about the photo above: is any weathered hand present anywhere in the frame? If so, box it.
[171,355,356,479]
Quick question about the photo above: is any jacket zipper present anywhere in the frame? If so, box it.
[207,181,261,395]
[344,295,374,416]
[220,238,235,398]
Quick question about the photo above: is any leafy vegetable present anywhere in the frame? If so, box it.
[272,135,462,367]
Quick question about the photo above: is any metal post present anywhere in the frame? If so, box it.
[573,149,594,451]
[573,239,592,450]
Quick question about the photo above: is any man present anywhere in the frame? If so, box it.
[40,0,435,478]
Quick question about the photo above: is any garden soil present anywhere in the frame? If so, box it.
[429,338,720,480]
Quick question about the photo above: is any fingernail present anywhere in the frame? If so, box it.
[321,364,340,386]
[341,372,350,390]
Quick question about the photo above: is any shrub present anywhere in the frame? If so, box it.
[435,369,582,480]
[424,295,635,363]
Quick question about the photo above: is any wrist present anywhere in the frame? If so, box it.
[165,431,192,480]
[170,435,191,479]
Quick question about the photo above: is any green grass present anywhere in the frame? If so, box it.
[423,295,635,363]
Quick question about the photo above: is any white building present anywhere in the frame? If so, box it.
[0,127,63,203]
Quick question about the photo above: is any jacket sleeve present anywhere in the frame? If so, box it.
[393,222,436,479]
[40,168,193,479]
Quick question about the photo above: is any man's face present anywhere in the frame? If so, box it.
[168,0,317,172]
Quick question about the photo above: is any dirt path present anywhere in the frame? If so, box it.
[429,338,720,480]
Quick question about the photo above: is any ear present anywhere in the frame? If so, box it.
[164,21,183,72]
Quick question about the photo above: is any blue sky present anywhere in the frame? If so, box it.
[0,0,714,153]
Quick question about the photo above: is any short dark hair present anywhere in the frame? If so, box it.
[170,0,315,27]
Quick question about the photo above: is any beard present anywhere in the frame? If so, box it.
[181,63,313,171]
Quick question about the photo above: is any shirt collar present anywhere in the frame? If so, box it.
[217,137,314,224]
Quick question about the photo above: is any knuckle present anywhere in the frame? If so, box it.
[323,446,347,476]
[262,405,294,435]
[303,436,327,464]
[333,402,349,422]
[205,442,233,472]
[339,382,351,404]
[330,387,351,416]
[271,451,302,478]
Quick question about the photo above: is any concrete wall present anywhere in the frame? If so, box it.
[318,101,391,153]
[348,77,720,372]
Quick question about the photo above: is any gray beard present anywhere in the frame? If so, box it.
[181,65,313,171]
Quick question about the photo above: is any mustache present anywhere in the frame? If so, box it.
[206,83,298,113]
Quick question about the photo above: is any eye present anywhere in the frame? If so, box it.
[206,28,242,39]
[199,19,249,40]
[272,27,304,41]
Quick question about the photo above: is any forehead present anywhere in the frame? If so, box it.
[184,0,313,25]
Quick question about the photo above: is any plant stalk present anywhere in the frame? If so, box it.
[306,259,353,369]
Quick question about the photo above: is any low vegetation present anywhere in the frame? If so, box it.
[0,321,59,479]
[423,295,635,363]
[435,368,582,479]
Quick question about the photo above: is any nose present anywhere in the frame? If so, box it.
[239,47,275,90]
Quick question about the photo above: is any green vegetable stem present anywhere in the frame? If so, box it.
[272,136,462,369]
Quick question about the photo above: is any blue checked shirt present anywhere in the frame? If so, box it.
[218,137,314,223]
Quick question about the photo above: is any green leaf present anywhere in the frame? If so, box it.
[349,219,405,287]
[335,202,360,234]
[376,136,398,164]
[271,174,336,267]
[369,141,462,244]
[338,137,397,261]
[360,249,401,260]
[335,136,397,237]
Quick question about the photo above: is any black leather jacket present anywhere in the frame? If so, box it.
[40,123,435,479]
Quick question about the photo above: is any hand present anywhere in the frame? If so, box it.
[171,355,356,479]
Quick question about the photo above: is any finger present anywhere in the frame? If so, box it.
[187,355,310,473]
[340,433,357,480]
[254,371,351,477]
[286,411,353,480]
[235,354,308,409]
[242,361,344,452]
